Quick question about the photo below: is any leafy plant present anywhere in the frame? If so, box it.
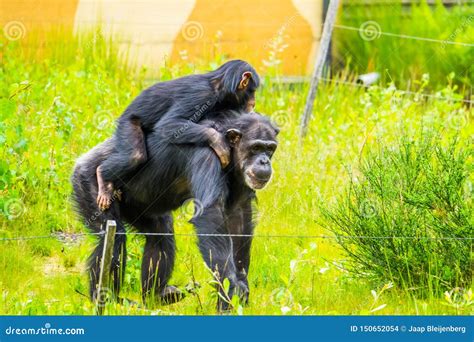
[322,133,473,292]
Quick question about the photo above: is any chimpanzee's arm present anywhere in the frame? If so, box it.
[154,103,231,167]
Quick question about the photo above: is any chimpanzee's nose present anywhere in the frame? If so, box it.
[259,158,269,165]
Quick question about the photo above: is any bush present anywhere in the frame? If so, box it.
[322,133,473,291]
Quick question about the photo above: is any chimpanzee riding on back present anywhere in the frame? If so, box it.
[96,60,260,210]
[72,111,279,311]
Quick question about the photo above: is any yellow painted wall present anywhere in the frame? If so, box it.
[1,0,322,75]
[0,0,78,37]
[171,0,319,75]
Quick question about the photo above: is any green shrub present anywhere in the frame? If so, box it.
[322,133,473,291]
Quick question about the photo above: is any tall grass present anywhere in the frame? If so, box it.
[335,1,474,94]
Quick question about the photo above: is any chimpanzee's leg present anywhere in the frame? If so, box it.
[97,118,147,210]
[227,198,254,304]
[133,213,182,305]
[192,203,247,311]
[88,202,127,304]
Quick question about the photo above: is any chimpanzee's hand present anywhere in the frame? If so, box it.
[209,129,231,168]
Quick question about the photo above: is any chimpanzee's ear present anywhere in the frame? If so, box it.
[238,72,253,90]
[225,128,242,145]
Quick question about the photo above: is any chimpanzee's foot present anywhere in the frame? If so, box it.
[160,285,185,305]
[96,166,116,211]
[97,188,114,211]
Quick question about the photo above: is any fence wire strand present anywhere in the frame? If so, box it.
[318,77,474,104]
[333,24,474,47]
[0,231,472,242]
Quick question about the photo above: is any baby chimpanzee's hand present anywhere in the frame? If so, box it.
[209,129,231,168]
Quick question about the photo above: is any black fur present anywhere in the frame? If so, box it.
[72,111,278,310]
[99,60,260,183]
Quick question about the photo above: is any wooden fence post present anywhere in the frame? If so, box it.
[300,0,340,137]
[95,219,116,315]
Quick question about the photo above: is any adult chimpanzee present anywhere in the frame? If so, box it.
[72,111,279,310]
[96,60,260,211]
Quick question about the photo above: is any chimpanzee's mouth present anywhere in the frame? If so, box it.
[244,170,271,190]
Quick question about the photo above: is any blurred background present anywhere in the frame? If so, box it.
[2,0,473,92]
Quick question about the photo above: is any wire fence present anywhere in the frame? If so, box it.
[318,76,474,104]
[1,231,473,242]
[333,24,474,47]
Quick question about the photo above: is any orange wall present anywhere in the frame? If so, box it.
[171,0,317,75]
[1,0,322,75]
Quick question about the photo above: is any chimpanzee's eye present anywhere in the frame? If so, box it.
[251,145,262,154]
[266,144,276,156]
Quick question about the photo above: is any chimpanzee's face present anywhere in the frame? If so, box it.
[234,85,256,113]
[244,90,256,113]
[226,115,279,190]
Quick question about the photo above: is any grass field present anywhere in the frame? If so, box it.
[0,30,472,315]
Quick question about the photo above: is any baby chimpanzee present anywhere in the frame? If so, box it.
[95,60,260,211]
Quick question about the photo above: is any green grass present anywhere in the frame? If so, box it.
[335,0,474,93]
[0,29,472,315]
